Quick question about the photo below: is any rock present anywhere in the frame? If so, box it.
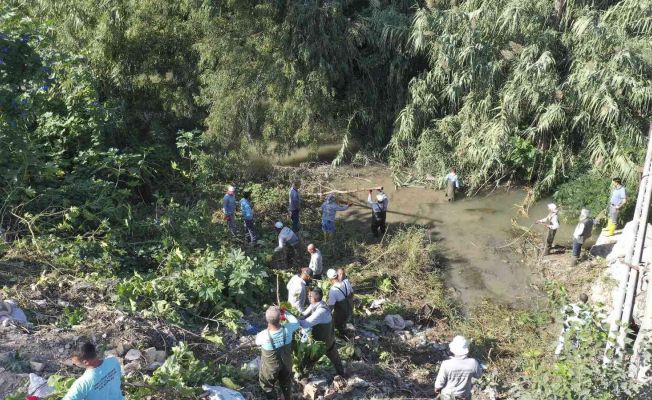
[123,361,140,374]
[124,349,142,361]
[239,335,256,346]
[32,299,47,306]
[404,320,414,328]
[145,362,162,371]
[346,376,369,388]
[143,347,158,363]
[303,383,319,400]
[396,330,413,342]
[370,298,386,309]
[384,314,406,330]
[115,342,130,356]
[243,356,260,375]
[154,350,167,363]
[104,349,119,358]
[65,343,71,350]
[30,361,45,372]
[71,281,93,291]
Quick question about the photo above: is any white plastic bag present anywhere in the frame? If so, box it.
[201,385,245,400]
[28,373,55,397]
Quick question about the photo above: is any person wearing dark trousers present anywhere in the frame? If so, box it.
[274,221,301,269]
[537,203,560,255]
[299,288,345,377]
[367,189,388,238]
[289,181,302,232]
[326,269,353,338]
[571,208,593,265]
[223,185,237,236]
[240,191,256,244]
[256,306,301,399]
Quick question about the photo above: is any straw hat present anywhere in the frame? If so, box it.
[449,335,469,357]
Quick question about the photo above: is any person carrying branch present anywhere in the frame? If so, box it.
[256,306,301,400]
[320,194,351,240]
[367,188,388,238]
[537,203,560,255]
[299,288,346,377]
[444,168,460,202]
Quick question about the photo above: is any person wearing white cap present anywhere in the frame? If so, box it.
[571,208,594,265]
[223,185,237,236]
[367,188,389,238]
[537,203,560,255]
[434,336,482,399]
[326,268,353,337]
[274,222,300,268]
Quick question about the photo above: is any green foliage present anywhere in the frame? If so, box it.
[116,248,270,323]
[56,306,86,329]
[145,342,243,397]
[554,173,634,223]
[511,304,648,399]
[392,0,652,193]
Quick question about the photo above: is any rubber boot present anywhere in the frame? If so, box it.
[605,220,616,237]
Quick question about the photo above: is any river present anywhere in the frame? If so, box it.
[328,166,575,308]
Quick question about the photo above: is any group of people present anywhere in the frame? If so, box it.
[537,177,627,263]
[254,260,355,399]
[222,181,391,253]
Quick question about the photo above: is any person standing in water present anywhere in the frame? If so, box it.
[444,169,460,202]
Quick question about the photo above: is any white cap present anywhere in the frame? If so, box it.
[274,221,283,229]
[449,335,469,356]
[376,193,386,202]
[326,269,338,279]
[227,185,235,193]
[547,203,558,212]
[580,208,590,219]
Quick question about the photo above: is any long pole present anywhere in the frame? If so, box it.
[605,125,652,363]
[631,123,652,377]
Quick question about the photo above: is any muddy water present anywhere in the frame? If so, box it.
[329,166,573,308]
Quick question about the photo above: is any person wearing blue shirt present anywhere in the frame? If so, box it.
[255,306,301,399]
[321,194,350,240]
[223,185,237,236]
[444,169,460,202]
[289,181,302,232]
[605,177,626,237]
[62,342,124,400]
[240,191,256,244]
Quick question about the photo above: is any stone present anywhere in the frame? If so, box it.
[30,361,45,372]
[145,362,162,371]
[404,320,414,328]
[303,383,320,400]
[65,343,71,350]
[384,314,406,330]
[143,347,158,363]
[104,349,119,358]
[123,361,140,374]
[124,349,142,361]
[116,342,130,356]
[154,350,167,363]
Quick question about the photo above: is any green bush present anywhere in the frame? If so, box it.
[553,174,635,224]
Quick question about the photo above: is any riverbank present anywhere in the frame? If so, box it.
[0,163,612,399]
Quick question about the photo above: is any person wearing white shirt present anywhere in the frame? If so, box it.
[306,243,323,278]
[286,267,313,313]
[434,336,482,400]
[537,203,560,255]
[274,221,300,268]
[326,269,353,337]
[444,169,460,202]
[571,208,593,264]
[299,288,345,377]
